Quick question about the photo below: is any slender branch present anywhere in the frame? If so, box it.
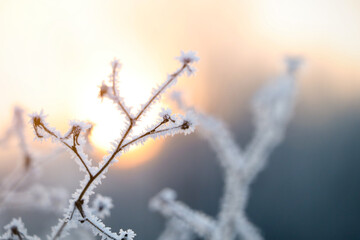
[76,121,133,202]
[54,65,189,239]
[13,231,24,240]
[111,61,132,120]
[42,54,198,239]
[76,120,187,203]
[135,64,186,120]
[39,123,93,178]
[62,61,189,209]
[53,220,68,240]
[124,126,181,149]
[70,145,93,179]
[51,206,76,240]
[120,120,170,149]
[85,218,117,240]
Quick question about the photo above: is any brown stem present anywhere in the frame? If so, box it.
[111,62,132,120]
[40,123,93,178]
[53,220,68,240]
[70,145,93,179]
[50,61,189,239]
[121,123,183,150]
[77,120,134,201]
[85,218,117,240]
[51,206,76,240]
[135,64,187,120]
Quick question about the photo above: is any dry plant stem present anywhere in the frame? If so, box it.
[77,63,187,201]
[111,61,131,120]
[85,219,116,240]
[135,65,186,120]
[36,122,93,178]
[13,230,24,240]
[52,62,189,239]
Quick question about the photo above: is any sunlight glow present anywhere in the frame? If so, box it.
[76,62,167,168]
[1,0,359,169]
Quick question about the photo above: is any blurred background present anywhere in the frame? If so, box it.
[0,0,360,239]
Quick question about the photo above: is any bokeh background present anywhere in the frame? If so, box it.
[0,0,360,239]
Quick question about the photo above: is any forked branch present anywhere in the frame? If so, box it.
[28,51,199,240]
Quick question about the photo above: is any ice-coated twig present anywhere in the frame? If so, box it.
[27,51,199,240]
[151,57,302,240]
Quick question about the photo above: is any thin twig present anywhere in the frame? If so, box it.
[85,218,117,240]
[135,64,186,120]
[111,62,132,120]
[47,56,193,239]
[39,123,93,178]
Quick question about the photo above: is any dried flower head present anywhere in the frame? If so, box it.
[176,51,200,76]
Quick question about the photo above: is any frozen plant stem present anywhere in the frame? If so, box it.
[28,51,199,240]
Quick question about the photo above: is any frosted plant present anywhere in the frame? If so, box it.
[90,194,113,219]
[150,57,302,240]
[0,107,68,213]
[23,51,198,240]
[0,107,31,172]
[0,218,40,240]
[157,218,194,240]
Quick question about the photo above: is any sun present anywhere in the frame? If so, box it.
[75,62,167,168]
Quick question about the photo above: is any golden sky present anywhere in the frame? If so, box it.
[0,0,359,167]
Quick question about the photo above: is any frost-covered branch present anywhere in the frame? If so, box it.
[151,57,302,240]
[26,51,199,240]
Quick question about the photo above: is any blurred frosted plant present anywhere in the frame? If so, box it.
[0,107,69,213]
[119,229,136,240]
[150,57,302,240]
[90,194,113,219]
[0,107,30,169]
[23,51,198,240]
[157,218,194,240]
[2,185,68,214]
[0,218,40,240]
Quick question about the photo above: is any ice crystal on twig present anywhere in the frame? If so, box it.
[90,194,113,219]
